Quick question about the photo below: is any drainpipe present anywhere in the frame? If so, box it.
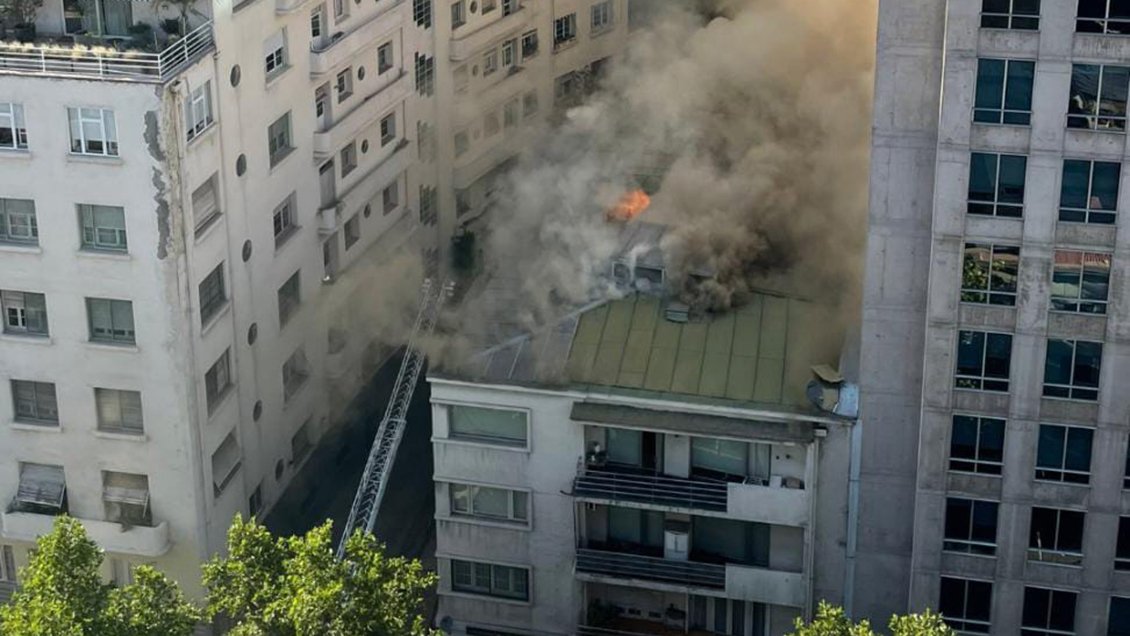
[803,435,820,619]
[843,419,862,617]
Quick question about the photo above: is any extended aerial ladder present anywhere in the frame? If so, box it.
[337,278,453,558]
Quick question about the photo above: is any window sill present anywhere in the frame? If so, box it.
[87,340,139,353]
[441,589,531,607]
[552,39,577,53]
[439,514,532,533]
[77,248,130,261]
[1032,477,1090,488]
[1039,393,1099,404]
[200,302,232,337]
[337,92,353,104]
[269,146,297,172]
[0,332,51,345]
[10,421,62,433]
[433,435,530,453]
[265,65,293,89]
[274,224,301,252]
[941,548,996,560]
[67,153,123,166]
[207,385,235,420]
[186,121,218,147]
[0,242,41,254]
[590,26,613,38]
[94,430,147,442]
[0,148,32,160]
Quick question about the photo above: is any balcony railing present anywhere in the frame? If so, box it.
[0,21,215,82]
[575,548,725,589]
[573,466,728,512]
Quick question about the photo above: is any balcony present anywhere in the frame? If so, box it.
[309,0,408,76]
[575,548,725,591]
[725,563,806,608]
[0,21,215,83]
[449,5,531,62]
[573,466,727,513]
[313,71,410,160]
[1,511,171,557]
[726,480,809,527]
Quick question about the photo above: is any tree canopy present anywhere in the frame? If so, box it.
[789,601,955,636]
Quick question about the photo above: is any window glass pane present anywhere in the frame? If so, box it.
[1110,598,1130,636]
[984,334,1011,377]
[1044,339,1074,385]
[606,428,642,465]
[1092,162,1121,210]
[1049,592,1076,631]
[451,484,470,513]
[951,416,978,460]
[472,486,510,518]
[1036,425,1064,469]
[970,501,998,543]
[449,405,527,444]
[957,331,986,377]
[512,491,528,520]
[969,153,997,202]
[1082,254,1111,302]
[1064,427,1093,472]
[997,155,1026,204]
[1061,160,1092,209]
[1074,341,1103,388]
[945,499,971,540]
[1004,61,1034,111]
[975,60,1005,110]
[691,437,747,477]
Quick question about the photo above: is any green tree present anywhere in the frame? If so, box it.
[789,601,955,636]
[203,516,438,636]
[0,516,200,636]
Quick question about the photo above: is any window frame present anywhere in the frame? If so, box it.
[450,559,530,601]
[449,482,529,524]
[1116,516,1130,571]
[591,0,613,32]
[949,414,1005,475]
[960,242,1020,306]
[382,181,399,213]
[451,0,465,28]
[1028,507,1085,566]
[939,576,993,634]
[0,198,38,245]
[446,403,529,447]
[268,112,294,167]
[1077,0,1130,34]
[205,349,233,415]
[553,13,577,47]
[1042,338,1102,401]
[1034,424,1093,484]
[282,346,309,401]
[192,173,222,235]
[1051,250,1111,314]
[967,151,1027,217]
[943,497,999,556]
[344,214,360,250]
[67,107,118,156]
[1067,63,1130,131]
[11,379,59,426]
[277,270,301,328]
[78,203,128,252]
[521,29,538,59]
[380,112,396,146]
[413,0,433,28]
[973,58,1035,126]
[340,141,357,177]
[0,102,28,150]
[198,262,227,327]
[980,0,1040,30]
[86,297,135,345]
[1059,159,1120,224]
[377,42,394,73]
[955,330,1013,392]
[264,29,288,78]
[273,192,298,247]
[1,290,48,337]
[335,67,354,103]
[1021,586,1077,636]
[94,387,143,435]
[185,81,214,141]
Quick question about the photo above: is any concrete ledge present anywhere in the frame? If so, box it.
[726,482,809,527]
[725,564,805,608]
[1,512,172,557]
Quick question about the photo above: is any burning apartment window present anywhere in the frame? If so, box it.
[939,577,992,634]
[278,270,301,327]
[955,330,1012,392]
[1077,0,1130,34]
[415,53,435,96]
[95,388,143,435]
[2,290,47,336]
[0,198,37,245]
[1028,508,1084,565]
[943,497,999,555]
[0,102,28,150]
[1051,250,1110,313]
[553,13,577,47]
[378,42,394,73]
[273,192,298,246]
[211,431,242,496]
[967,152,1026,217]
[192,173,221,235]
[413,0,432,27]
[1067,63,1129,131]
[1035,424,1093,484]
[185,80,214,141]
[68,107,118,156]
[282,347,310,401]
[11,380,58,426]
[973,58,1034,125]
[960,243,1019,306]
[521,29,538,59]
[981,0,1039,30]
[949,415,1004,475]
[1059,159,1119,224]
[1043,338,1102,401]
[102,471,151,526]
[205,349,233,414]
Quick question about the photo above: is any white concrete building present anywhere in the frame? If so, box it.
[428,291,857,635]
[0,0,628,603]
[859,0,1130,633]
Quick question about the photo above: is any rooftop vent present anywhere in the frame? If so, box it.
[664,301,689,323]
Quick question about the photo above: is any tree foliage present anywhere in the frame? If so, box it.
[0,516,200,636]
[203,516,438,636]
[789,601,955,636]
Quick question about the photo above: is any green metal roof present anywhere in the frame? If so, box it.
[565,294,832,409]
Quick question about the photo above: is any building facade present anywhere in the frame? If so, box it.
[860,0,1130,633]
[428,293,856,635]
[0,0,626,602]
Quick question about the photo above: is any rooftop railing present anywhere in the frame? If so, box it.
[575,548,726,589]
[573,464,728,512]
[0,20,214,83]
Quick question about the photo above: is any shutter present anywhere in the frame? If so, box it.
[17,463,65,508]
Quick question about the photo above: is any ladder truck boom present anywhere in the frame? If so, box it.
[337,278,452,558]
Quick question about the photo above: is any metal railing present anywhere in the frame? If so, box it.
[573,464,728,512]
[575,549,725,589]
[0,21,214,83]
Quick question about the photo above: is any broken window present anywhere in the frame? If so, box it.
[102,471,151,526]
[1022,587,1076,635]
[939,577,992,634]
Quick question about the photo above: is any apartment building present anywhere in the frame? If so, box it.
[428,289,857,635]
[859,0,1130,633]
[0,0,627,603]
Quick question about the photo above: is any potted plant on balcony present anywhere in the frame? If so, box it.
[1,0,43,42]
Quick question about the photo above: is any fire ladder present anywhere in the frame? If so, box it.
[337,278,453,558]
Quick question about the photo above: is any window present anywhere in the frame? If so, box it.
[555,70,584,105]
[86,298,135,344]
[15,463,66,513]
[450,560,529,601]
[1035,425,1092,484]
[413,0,432,27]
[0,103,27,150]
[78,204,127,252]
[955,331,1012,392]
[415,53,435,96]
[554,13,577,46]
[939,577,992,634]
[344,214,360,250]
[417,121,436,161]
[0,198,37,245]
[192,174,221,235]
[1126,445,1130,489]
[483,49,499,76]
[336,68,353,102]
[333,0,347,20]
[454,131,469,157]
[278,271,301,327]
[94,388,143,435]
[283,347,309,400]
[380,113,396,146]
[1022,587,1076,635]
[1060,159,1119,224]
[523,90,538,117]
[502,0,517,15]
[961,243,1019,305]
[484,112,500,137]
[450,483,528,523]
[1028,507,1084,565]
[264,29,287,77]
[268,112,294,167]
[521,29,538,59]
[950,415,1004,475]
[11,380,58,425]
[981,0,1039,29]
[419,185,437,225]
[943,497,998,555]
[968,152,1026,217]
[378,42,393,73]
[1117,517,1130,570]
[249,484,263,516]
[1,290,47,336]
[1068,64,1129,131]
[1111,597,1130,636]
[448,404,527,445]
[205,349,232,414]
[451,0,465,27]
[0,545,14,583]
[211,431,242,496]
[68,107,118,156]
[504,99,519,128]
[1052,251,1110,313]
[973,58,1035,125]
[102,471,150,525]
[310,4,323,38]
[340,141,357,177]
[273,193,297,247]
[453,64,469,93]
[198,263,227,326]
[591,0,613,31]
[1043,339,1102,401]
[481,0,495,11]
[502,39,516,67]
[1078,0,1130,34]
[185,81,214,141]
[291,419,313,461]
[383,181,399,213]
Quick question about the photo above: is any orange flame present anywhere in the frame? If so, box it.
[607,189,651,222]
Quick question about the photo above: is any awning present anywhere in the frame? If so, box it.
[570,402,815,444]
